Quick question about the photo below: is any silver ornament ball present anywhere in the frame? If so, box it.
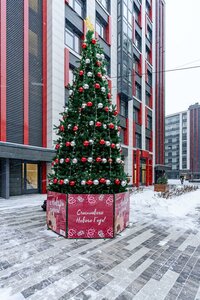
[71,141,75,147]
[103,124,107,129]
[97,103,103,109]
[87,71,92,77]
[72,158,78,164]
[64,179,69,184]
[116,158,121,163]
[101,53,105,60]
[81,180,86,186]
[69,90,73,96]
[102,76,106,81]
[116,143,120,149]
[68,124,72,129]
[101,87,106,92]
[86,58,90,64]
[93,180,99,185]
[102,158,107,163]
[96,53,101,59]
[89,139,94,145]
[106,179,111,185]
[89,120,94,126]
[83,84,89,89]
[88,157,93,163]
[82,103,86,108]
[121,180,127,187]
[105,141,110,146]
[60,158,64,164]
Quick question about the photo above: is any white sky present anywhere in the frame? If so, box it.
[165,0,200,115]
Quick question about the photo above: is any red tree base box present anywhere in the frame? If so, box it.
[46,191,130,239]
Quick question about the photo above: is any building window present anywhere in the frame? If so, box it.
[146,25,152,42]
[146,1,151,17]
[65,27,81,54]
[135,32,142,51]
[69,0,83,17]
[120,99,128,118]
[136,133,141,149]
[146,46,151,63]
[96,18,106,40]
[29,30,38,56]
[133,3,140,25]
[135,83,141,100]
[147,115,152,130]
[146,92,151,106]
[146,137,150,151]
[29,0,39,12]
[120,127,125,144]
[133,106,139,123]
[133,55,140,74]
[147,70,152,86]
[98,0,109,12]
[69,68,74,85]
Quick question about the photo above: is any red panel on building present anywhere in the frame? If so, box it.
[124,118,129,146]
[64,48,70,87]
[42,0,47,148]
[106,15,111,46]
[0,0,7,141]
[24,0,29,145]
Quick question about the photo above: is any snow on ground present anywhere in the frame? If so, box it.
[0,194,46,211]
[0,288,24,300]
[130,179,200,229]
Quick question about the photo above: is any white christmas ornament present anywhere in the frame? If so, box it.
[69,90,73,96]
[121,160,125,164]
[103,124,107,129]
[106,179,111,185]
[89,139,94,145]
[81,180,86,185]
[64,179,69,184]
[64,107,68,112]
[121,180,127,187]
[68,124,72,129]
[82,103,86,108]
[102,158,107,163]
[116,143,120,149]
[86,58,90,64]
[72,158,78,164]
[109,106,113,112]
[60,158,64,164]
[96,53,101,59]
[97,103,103,109]
[101,54,105,60]
[88,157,93,163]
[93,180,99,185]
[71,141,76,147]
[87,72,92,77]
[101,87,106,92]
[117,132,120,137]
[89,121,94,126]
[105,141,110,146]
[116,158,121,163]
[84,84,89,89]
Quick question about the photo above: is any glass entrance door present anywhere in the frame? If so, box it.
[22,163,39,193]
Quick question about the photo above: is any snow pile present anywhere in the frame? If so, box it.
[130,186,200,229]
[0,288,24,300]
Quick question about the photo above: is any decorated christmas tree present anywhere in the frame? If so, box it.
[48,29,128,195]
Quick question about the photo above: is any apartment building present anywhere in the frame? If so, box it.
[0,0,165,198]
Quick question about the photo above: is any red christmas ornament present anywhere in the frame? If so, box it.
[55,158,59,164]
[113,111,118,116]
[107,93,111,99]
[65,141,71,147]
[108,158,113,164]
[95,121,102,127]
[104,106,109,112]
[87,179,93,185]
[118,126,121,131]
[55,144,60,150]
[115,179,121,185]
[59,179,64,185]
[79,70,84,76]
[87,101,93,107]
[95,83,100,89]
[111,143,116,149]
[59,125,64,132]
[96,157,102,163]
[100,139,105,145]
[83,140,90,146]
[81,157,87,163]
[51,162,55,166]
[99,178,106,184]
[82,43,87,49]
[65,158,70,163]
[109,123,115,129]
[53,178,58,184]
[69,181,75,186]
[73,125,78,131]
[91,38,96,44]
[96,61,101,67]
[79,87,84,92]
[97,72,102,78]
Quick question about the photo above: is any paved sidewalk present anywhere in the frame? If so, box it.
[0,194,200,300]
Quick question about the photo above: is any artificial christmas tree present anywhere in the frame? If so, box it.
[47,28,130,239]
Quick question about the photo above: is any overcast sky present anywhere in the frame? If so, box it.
[165,0,200,115]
